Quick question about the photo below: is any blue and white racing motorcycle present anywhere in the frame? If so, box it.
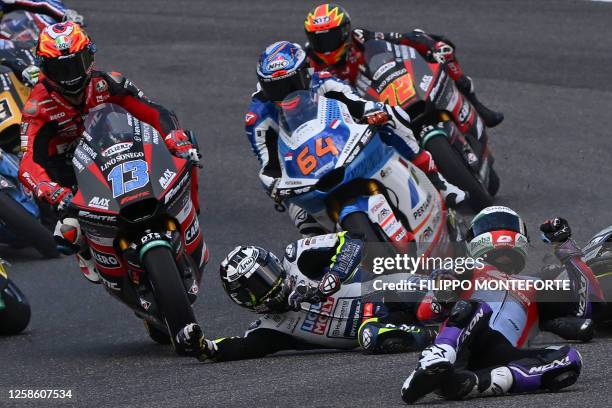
[275,90,460,260]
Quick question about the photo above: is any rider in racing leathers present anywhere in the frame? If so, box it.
[18,22,201,282]
[0,1,83,86]
[303,3,503,128]
[176,232,437,361]
[246,40,466,236]
[400,207,604,404]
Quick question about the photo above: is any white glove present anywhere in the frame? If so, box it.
[64,9,85,25]
[21,65,40,87]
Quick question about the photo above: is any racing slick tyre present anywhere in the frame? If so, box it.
[488,166,501,197]
[425,136,493,211]
[0,191,59,258]
[141,246,196,355]
[340,211,399,271]
[143,320,172,345]
[0,278,31,335]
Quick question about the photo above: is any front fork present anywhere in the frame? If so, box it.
[117,218,200,315]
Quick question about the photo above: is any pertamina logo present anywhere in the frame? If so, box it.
[301,296,335,335]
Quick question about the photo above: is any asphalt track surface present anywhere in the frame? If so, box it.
[1,0,612,407]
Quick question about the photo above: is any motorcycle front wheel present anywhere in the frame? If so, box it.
[141,245,196,355]
[0,278,31,335]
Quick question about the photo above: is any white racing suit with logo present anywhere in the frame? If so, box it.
[196,233,435,362]
[245,71,434,236]
[403,238,603,401]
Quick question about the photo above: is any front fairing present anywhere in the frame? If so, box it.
[70,104,188,218]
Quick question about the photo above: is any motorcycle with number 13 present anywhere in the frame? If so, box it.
[64,104,207,354]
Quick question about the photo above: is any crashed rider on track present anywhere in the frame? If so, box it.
[176,232,437,361]
[18,22,201,282]
[0,1,83,87]
[245,40,466,236]
[302,3,504,129]
[400,207,605,404]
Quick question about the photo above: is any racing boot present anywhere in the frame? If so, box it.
[541,317,595,342]
[411,150,467,208]
[455,76,504,128]
[427,171,468,209]
[54,218,100,283]
[358,318,437,354]
[438,367,511,400]
[401,343,456,404]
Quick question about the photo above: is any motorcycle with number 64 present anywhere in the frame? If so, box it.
[65,104,207,354]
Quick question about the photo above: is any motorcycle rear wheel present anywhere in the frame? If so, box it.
[0,191,59,258]
[425,136,493,211]
[141,245,196,355]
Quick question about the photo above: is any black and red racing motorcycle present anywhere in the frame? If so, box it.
[66,104,207,354]
[355,40,500,211]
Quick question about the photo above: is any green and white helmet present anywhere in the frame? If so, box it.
[466,206,529,274]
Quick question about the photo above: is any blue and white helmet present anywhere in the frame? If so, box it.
[257,41,310,101]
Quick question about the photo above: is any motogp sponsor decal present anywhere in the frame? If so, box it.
[159,169,177,189]
[91,248,121,269]
[301,296,335,335]
[88,196,110,210]
[184,216,200,246]
[102,142,133,157]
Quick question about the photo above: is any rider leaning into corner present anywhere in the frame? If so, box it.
[176,232,437,361]
[401,207,606,404]
[302,3,504,129]
[0,0,83,86]
[246,40,466,237]
[18,22,203,283]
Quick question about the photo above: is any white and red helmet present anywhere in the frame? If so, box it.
[467,206,529,274]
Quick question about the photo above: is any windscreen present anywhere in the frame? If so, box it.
[279,90,319,134]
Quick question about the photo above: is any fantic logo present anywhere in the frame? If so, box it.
[185,216,200,245]
[102,142,133,157]
[88,196,110,210]
[301,296,335,335]
[528,356,570,374]
[158,169,177,189]
[91,250,120,269]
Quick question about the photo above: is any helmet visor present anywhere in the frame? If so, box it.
[307,26,347,54]
[42,49,93,88]
[469,212,525,240]
[229,254,285,307]
[260,68,310,102]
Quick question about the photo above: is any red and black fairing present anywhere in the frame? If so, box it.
[69,104,206,312]
[355,40,492,179]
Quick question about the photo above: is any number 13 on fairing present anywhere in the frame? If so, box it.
[107,159,149,198]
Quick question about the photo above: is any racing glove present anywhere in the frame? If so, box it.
[35,181,72,206]
[164,129,201,164]
[21,65,40,87]
[429,41,456,64]
[176,323,219,361]
[287,272,341,311]
[540,217,571,243]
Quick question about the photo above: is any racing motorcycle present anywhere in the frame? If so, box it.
[0,15,58,258]
[66,104,206,353]
[0,258,31,335]
[275,90,461,265]
[355,40,500,211]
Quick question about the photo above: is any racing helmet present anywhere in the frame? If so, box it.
[304,3,351,65]
[257,41,311,102]
[220,246,288,313]
[466,206,529,274]
[37,22,95,95]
